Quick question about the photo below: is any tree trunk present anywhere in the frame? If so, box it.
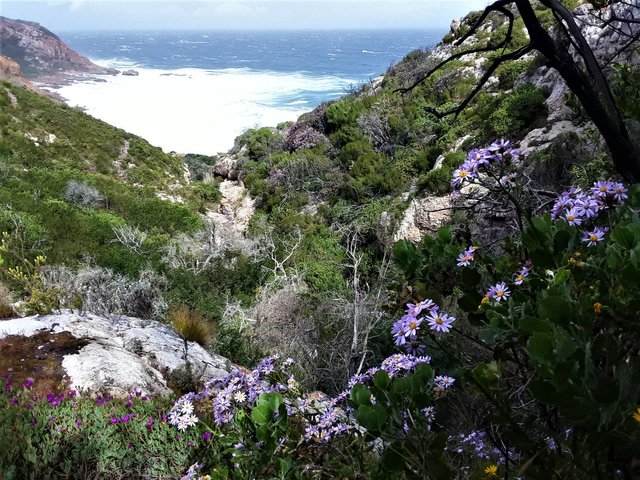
[516,0,640,182]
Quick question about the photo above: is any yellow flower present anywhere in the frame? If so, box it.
[593,302,602,314]
[633,407,640,423]
[478,295,490,310]
[484,464,498,476]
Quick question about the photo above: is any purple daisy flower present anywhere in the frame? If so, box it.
[434,375,455,390]
[426,311,455,333]
[564,208,583,226]
[404,316,422,337]
[581,227,607,247]
[391,318,408,345]
[610,182,628,203]
[514,266,529,286]
[590,180,612,198]
[489,282,510,302]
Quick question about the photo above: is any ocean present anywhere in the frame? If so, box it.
[54,30,444,155]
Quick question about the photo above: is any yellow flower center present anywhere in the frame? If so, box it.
[590,234,598,242]
[460,170,467,178]
[496,290,504,297]
[567,214,575,221]
[593,302,602,314]
[600,186,607,192]
[435,317,443,325]
[516,275,523,282]
[409,321,417,330]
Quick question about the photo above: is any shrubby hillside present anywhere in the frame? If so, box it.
[1,1,639,478]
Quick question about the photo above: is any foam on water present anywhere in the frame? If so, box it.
[54,61,355,155]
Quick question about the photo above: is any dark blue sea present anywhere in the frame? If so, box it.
[54,30,444,153]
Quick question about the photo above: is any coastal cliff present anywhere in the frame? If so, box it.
[0,16,116,80]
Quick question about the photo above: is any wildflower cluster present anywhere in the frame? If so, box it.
[457,245,478,267]
[391,299,456,356]
[304,353,449,444]
[550,181,628,247]
[303,405,353,443]
[168,355,296,431]
[180,462,210,480]
[168,393,199,431]
[447,430,505,461]
[451,139,522,190]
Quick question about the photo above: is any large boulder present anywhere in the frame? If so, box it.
[0,312,232,397]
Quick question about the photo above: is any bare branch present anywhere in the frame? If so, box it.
[424,43,533,120]
[395,3,517,95]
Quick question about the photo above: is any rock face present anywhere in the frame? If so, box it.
[0,16,115,79]
[0,54,47,95]
[0,312,232,396]
[380,196,452,245]
[212,152,242,180]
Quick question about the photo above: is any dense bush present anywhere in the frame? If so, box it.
[488,84,547,137]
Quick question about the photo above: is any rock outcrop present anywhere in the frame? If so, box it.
[380,196,453,245]
[0,16,116,79]
[0,312,232,396]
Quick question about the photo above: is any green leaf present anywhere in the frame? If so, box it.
[527,332,554,365]
[373,370,391,391]
[351,383,372,406]
[551,268,571,286]
[356,404,388,433]
[519,316,552,333]
[611,225,635,249]
[537,295,572,323]
[472,361,501,388]
[437,226,452,243]
[393,240,422,276]
[251,404,274,425]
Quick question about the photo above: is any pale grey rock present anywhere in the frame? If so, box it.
[431,155,445,171]
[213,153,241,180]
[381,195,452,245]
[62,343,172,396]
[520,121,585,152]
[0,312,231,396]
[216,180,256,232]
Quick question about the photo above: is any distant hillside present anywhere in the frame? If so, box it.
[0,16,115,79]
[0,80,209,267]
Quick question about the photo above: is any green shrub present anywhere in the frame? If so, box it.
[495,59,532,89]
[611,63,640,122]
[324,98,365,132]
[192,182,222,203]
[344,151,403,200]
[488,83,547,137]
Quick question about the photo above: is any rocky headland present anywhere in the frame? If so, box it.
[0,16,118,84]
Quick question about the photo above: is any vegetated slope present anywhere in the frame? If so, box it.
[1,1,638,390]
[228,3,637,245]
[199,2,639,387]
[0,81,206,268]
[0,80,262,361]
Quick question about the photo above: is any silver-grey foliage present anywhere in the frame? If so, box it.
[41,265,167,320]
[63,180,104,208]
